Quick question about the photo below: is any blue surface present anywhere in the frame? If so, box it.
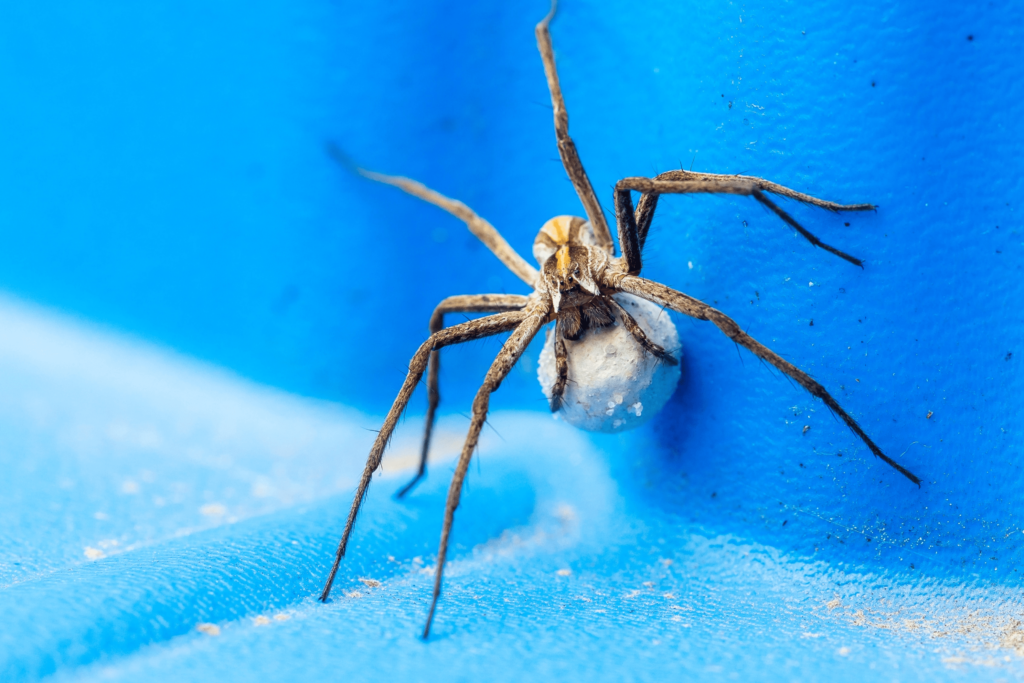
[1,0,1023,679]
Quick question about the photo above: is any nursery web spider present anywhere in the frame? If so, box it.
[321,1,921,638]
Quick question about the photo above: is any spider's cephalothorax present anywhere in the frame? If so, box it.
[320,0,922,640]
[534,215,612,337]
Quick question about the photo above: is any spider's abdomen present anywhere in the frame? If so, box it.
[533,215,594,266]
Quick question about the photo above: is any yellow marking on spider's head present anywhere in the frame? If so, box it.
[540,216,573,245]
[555,245,572,277]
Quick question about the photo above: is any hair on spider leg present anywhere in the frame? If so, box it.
[733,339,745,366]
[482,416,506,441]
[324,140,358,172]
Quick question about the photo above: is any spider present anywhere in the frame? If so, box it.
[320,1,921,638]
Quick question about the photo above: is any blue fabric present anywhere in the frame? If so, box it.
[1,0,1022,679]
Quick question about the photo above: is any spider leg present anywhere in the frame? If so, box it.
[327,146,538,286]
[535,1,615,253]
[396,294,531,499]
[423,301,550,639]
[550,319,569,411]
[606,296,678,365]
[603,272,921,486]
[654,169,875,212]
[633,192,660,252]
[615,171,872,267]
[320,309,532,603]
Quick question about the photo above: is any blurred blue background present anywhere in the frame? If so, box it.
[1,0,1023,680]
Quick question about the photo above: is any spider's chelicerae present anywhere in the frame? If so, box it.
[321,2,921,638]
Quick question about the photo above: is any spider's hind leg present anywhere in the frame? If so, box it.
[396,294,530,499]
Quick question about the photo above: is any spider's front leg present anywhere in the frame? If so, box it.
[614,170,874,269]
[535,0,614,253]
[319,309,530,603]
[396,294,530,499]
[602,271,921,486]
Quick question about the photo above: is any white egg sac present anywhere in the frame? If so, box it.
[537,292,682,433]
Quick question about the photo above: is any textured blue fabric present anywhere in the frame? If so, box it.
[1,0,1023,680]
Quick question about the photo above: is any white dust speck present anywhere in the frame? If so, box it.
[688,261,693,269]
[197,623,221,636]
[273,613,290,622]
[254,616,271,626]
[199,503,227,517]
[121,480,140,494]
[837,646,851,656]
[93,511,109,520]
[557,568,572,577]
[359,578,381,588]
[84,547,105,560]
[630,402,643,417]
